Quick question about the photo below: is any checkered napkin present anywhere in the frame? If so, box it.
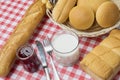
[0,0,120,80]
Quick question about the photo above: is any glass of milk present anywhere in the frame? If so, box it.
[51,30,80,66]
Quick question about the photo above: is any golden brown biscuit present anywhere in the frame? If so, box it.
[96,1,119,28]
[69,6,94,30]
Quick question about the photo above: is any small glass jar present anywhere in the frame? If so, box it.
[16,44,40,73]
[51,30,80,66]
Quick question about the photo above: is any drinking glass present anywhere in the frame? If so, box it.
[51,30,80,66]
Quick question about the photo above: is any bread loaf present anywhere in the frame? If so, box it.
[52,0,77,23]
[80,29,120,80]
[0,0,45,77]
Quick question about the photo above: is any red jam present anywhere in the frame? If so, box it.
[17,44,40,73]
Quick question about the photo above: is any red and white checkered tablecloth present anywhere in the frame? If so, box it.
[0,0,120,80]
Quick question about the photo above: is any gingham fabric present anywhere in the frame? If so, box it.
[0,0,120,80]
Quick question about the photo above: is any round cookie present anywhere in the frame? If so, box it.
[96,1,119,28]
[69,6,94,30]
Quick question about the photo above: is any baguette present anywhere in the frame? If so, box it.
[0,0,45,77]
[80,29,120,80]
[52,0,77,23]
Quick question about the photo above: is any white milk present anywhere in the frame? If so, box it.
[52,34,78,53]
[51,32,80,66]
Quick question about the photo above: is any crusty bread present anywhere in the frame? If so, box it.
[96,1,119,28]
[69,6,94,30]
[52,0,77,23]
[0,0,45,77]
[80,29,120,80]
